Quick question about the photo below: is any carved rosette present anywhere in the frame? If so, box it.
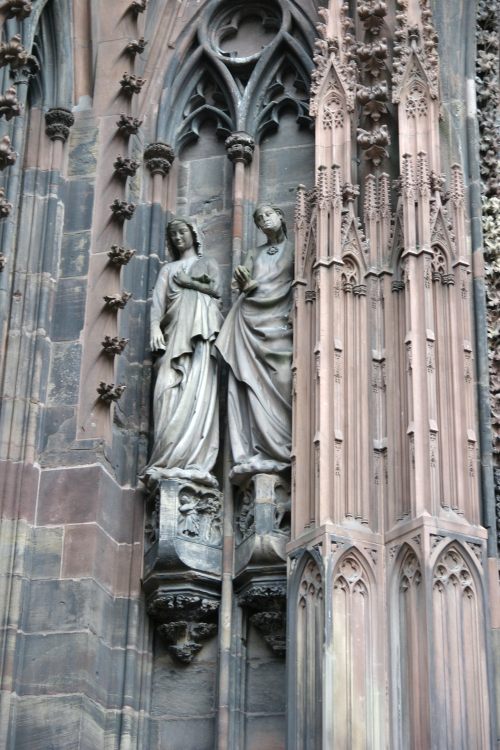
[238,581,287,656]
[144,142,175,176]
[224,132,255,165]
[45,107,75,143]
[147,591,219,664]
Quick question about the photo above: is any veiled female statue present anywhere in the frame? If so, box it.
[216,204,293,482]
[144,218,222,487]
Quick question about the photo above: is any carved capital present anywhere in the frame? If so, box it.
[147,590,219,664]
[225,132,255,165]
[0,187,12,218]
[144,142,175,176]
[45,107,75,143]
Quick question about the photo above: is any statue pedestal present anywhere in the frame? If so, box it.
[143,479,223,662]
[234,473,290,656]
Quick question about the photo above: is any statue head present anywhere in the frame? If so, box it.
[166,217,203,260]
[253,204,287,238]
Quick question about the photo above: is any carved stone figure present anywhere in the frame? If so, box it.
[216,204,293,481]
[144,218,222,487]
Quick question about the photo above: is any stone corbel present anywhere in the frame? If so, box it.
[0,87,21,120]
[110,199,136,221]
[238,580,287,656]
[107,245,135,266]
[147,590,219,664]
[0,135,16,169]
[142,479,224,663]
[113,155,140,179]
[96,382,126,403]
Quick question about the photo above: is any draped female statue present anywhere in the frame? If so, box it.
[144,218,222,487]
[216,204,293,482]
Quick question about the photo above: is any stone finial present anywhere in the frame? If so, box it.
[97,382,126,403]
[110,199,136,221]
[103,292,132,310]
[101,336,129,355]
[0,87,21,120]
[126,37,148,57]
[0,135,16,170]
[144,142,175,176]
[225,132,255,165]
[0,0,32,19]
[45,107,75,143]
[116,114,143,137]
[113,156,140,179]
[129,0,147,15]
[0,187,12,218]
[357,1,387,36]
[119,72,146,97]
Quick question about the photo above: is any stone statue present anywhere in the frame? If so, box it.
[216,204,293,482]
[144,217,222,487]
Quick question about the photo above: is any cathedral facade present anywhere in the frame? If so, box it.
[0,0,498,747]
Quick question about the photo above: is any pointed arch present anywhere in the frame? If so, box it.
[431,542,490,748]
[390,542,428,749]
[330,547,378,749]
[287,549,324,750]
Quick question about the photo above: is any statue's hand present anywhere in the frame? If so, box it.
[234,265,252,290]
[173,270,192,287]
[150,324,166,351]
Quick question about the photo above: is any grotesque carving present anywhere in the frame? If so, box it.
[0,87,21,120]
[45,107,75,142]
[239,582,287,656]
[216,204,293,482]
[101,336,129,356]
[113,155,140,179]
[126,37,148,57]
[144,142,175,176]
[97,382,126,403]
[0,135,16,169]
[143,218,222,488]
[119,72,146,96]
[103,291,132,310]
[107,245,135,266]
[116,113,143,137]
[110,199,136,221]
[147,592,219,664]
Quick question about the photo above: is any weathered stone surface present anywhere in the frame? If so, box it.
[48,341,82,405]
[60,231,91,277]
[63,180,95,232]
[52,278,86,341]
